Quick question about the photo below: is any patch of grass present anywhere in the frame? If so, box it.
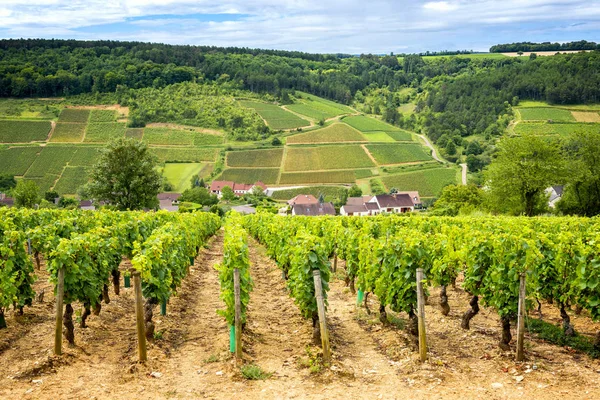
[279,170,356,184]
[240,364,272,380]
[153,330,165,340]
[84,122,126,142]
[366,143,432,165]
[297,345,324,374]
[286,123,366,144]
[343,115,401,132]
[284,145,374,171]
[54,166,89,195]
[151,148,218,163]
[50,123,86,142]
[163,163,205,192]
[515,122,600,136]
[385,130,414,141]
[126,128,144,139]
[381,168,458,197]
[0,146,41,175]
[270,186,348,201]
[287,92,353,120]
[88,109,116,123]
[203,354,220,363]
[527,318,599,359]
[518,108,575,122]
[218,168,279,184]
[58,109,90,123]
[227,148,283,168]
[239,100,309,130]
[361,131,395,142]
[355,169,376,179]
[0,120,51,143]
[143,127,223,146]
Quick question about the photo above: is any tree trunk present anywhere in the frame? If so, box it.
[594,331,600,352]
[93,295,102,315]
[560,303,575,337]
[407,308,419,346]
[102,284,110,304]
[574,304,583,316]
[34,251,41,270]
[112,269,120,296]
[349,278,356,295]
[450,276,457,289]
[440,285,450,316]
[461,295,479,329]
[364,292,371,315]
[64,303,75,345]
[499,316,512,351]
[80,304,91,328]
[0,308,6,329]
[144,299,155,340]
[312,312,321,345]
[378,303,387,324]
[537,299,543,319]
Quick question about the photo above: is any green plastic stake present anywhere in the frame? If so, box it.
[160,301,167,316]
[124,275,131,288]
[229,325,235,353]
[189,256,195,266]
[357,290,365,305]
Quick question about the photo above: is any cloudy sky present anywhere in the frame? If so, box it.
[0,1,598,53]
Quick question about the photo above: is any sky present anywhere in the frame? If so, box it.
[0,1,599,54]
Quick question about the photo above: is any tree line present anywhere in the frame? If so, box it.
[490,40,599,53]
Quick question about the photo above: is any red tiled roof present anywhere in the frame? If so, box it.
[292,202,336,216]
[376,194,414,208]
[157,192,181,201]
[288,194,319,206]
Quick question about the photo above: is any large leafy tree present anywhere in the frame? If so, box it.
[180,187,218,206]
[485,134,566,216]
[13,180,39,208]
[87,138,162,210]
[432,184,484,216]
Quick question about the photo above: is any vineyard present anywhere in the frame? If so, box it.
[2,211,600,398]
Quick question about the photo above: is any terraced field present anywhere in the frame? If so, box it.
[381,168,458,197]
[0,120,51,143]
[239,100,309,130]
[50,123,86,142]
[89,109,116,123]
[84,122,126,142]
[270,186,348,200]
[284,145,375,171]
[143,127,223,146]
[515,122,600,136]
[218,168,279,184]
[151,148,218,163]
[343,115,413,141]
[54,166,90,195]
[286,123,365,144]
[518,108,576,121]
[58,109,90,123]
[366,143,432,164]
[287,92,354,120]
[227,148,283,168]
[0,146,40,175]
[279,170,356,184]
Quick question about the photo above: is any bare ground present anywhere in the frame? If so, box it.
[1,238,599,399]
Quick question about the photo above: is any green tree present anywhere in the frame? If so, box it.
[221,185,235,201]
[44,190,59,203]
[13,180,39,208]
[271,137,282,146]
[180,187,218,206]
[0,174,16,192]
[58,197,79,209]
[485,134,566,216]
[348,184,362,197]
[86,138,162,210]
[432,184,484,216]
[445,141,457,156]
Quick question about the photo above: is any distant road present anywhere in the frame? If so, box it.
[460,163,467,185]
[416,134,442,163]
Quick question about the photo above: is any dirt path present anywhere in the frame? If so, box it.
[460,163,468,185]
[417,133,443,163]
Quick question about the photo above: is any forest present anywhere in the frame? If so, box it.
[490,40,599,53]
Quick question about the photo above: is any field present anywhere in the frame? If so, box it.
[284,145,375,171]
[361,131,395,142]
[125,128,144,139]
[217,168,279,184]
[88,110,116,123]
[239,100,309,130]
[58,109,90,123]
[518,108,576,122]
[0,146,40,175]
[143,127,222,146]
[162,163,205,192]
[270,186,348,201]
[25,173,59,193]
[286,123,365,144]
[571,111,600,123]
[25,146,75,177]
[381,168,458,197]
[227,148,283,168]
[515,122,600,136]
[83,122,126,142]
[343,115,402,132]
[355,168,376,179]
[0,120,51,143]
[150,148,218,163]
[54,166,90,194]
[366,143,432,164]
[279,170,356,184]
[287,92,354,120]
[385,130,413,141]
[70,146,102,166]
[50,123,86,142]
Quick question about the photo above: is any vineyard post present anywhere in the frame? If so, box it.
[516,273,526,361]
[54,267,65,356]
[333,247,338,273]
[234,268,242,360]
[133,271,147,362]
[312,270,331,364]
[416,268,427,362]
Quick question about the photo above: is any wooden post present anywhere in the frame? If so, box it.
[416,268,427,362]
[234,268,242,360]
[333,248,338,273]
[516,273,526,361]
[54,267,65,355]
[133,271,147,362]
[312,270,331,363]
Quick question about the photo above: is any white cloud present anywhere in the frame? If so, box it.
[423,2,459,12]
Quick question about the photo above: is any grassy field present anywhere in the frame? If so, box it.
[126,128,144,139]
[517,101,600,111]
[151,148,218,163]
[54,166,89,194]
[0,120,51,143]
[361,131,395,142]
[50,123,86,142]
[270,186,348,201]
[279,170,356,184]
[26,174,59,194]
[70,146,102,166]
[515,122,600,136]
[398,103,416,115]
[382,168,458,197]
[366,143,432,164]
[518,108,576,122]
[26,146,75,176]
[143,127,223,146]
[239,100,309,130]
[163,163,205,192]
[227,148,283,168]
[218,168,279,184]
[287,92,354,120]
[58,109,90,123]
[0,146,40,175]
[284,145,374,171]
[286,123,365,144]
[88,110,116,123]
[355,169,376,179]
[84,122,126,142]
[571,111,600,123]
[385,130,413,141]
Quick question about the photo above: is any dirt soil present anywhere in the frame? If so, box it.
[1,236,600,399]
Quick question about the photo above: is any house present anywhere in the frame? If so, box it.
[291,202,336,216]
[340,193,416,216]
[157,192,181,212]
[0,193,14,207]
[395,191,422,208]
[288,194,319,207]
[546,185,564,208]
[79,200,96,211]
[210,181,267,197]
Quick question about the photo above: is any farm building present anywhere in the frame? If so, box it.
[287,194,319,206]
[157,192,181,212]
[545,185,564,208]
[291,202,336,216]
[0,193,14,207]
[210,180,267,197]
[340,193,416,216]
